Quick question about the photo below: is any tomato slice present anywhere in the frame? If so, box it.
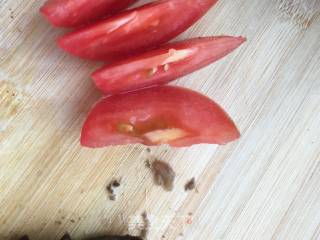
[58,0,219,61]
[81,86,240,148]
[40,0,137,28]
[92,36,246,95]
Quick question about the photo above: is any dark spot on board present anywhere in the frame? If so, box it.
[112,180,121,187]
[184,178,196,191]
[54,220,62,225]
[19,236,29,240]
[145,159,151,169]
[150,160,175,191]
[140,211,149,239]
[61,233,72,240]
[106,179,121,201]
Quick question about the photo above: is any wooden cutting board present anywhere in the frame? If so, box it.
[0,0,319,239]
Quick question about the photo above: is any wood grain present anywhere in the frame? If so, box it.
[0,0,319,239]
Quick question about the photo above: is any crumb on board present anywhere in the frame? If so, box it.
[60,233,72,240]
[106,178,121,201]
[70,219,75,223]
[54,220,62,225]
[150,160,176,191]
[112,180,121,187]
[109,194,116,201]
[140,211,150,239]
[145,159,151,169]
[19,236,29,240]
[184,178,196,191]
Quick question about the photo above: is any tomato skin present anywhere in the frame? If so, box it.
[40,0,137,28]
[81,86,240,148]
[92,36,246,95]
[58,0,219,61]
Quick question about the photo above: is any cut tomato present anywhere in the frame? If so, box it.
[81,86,240,148]
[58,0,219,61]
[92,36,246,94]
[40,0,138,28]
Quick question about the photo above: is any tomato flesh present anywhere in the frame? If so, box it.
[81,86,240,148]
[92,36,246,94]
[58,0,219,61]
[40,0,137,28]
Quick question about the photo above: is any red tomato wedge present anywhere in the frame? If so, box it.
[40,0,137,28]
[92,36,246,95]
[58,0,219,61]
[81,86,240,148]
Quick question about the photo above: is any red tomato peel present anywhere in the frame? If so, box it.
[80,86,240,148]
[58,0,219,61]
[40,0,138,28]
[92,36,246,95]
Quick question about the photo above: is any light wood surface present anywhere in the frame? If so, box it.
[0,0,319,239]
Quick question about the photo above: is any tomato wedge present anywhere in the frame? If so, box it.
[81,86,240,148]
[58,0,219,61]
[40,0,138,28]
[92,36,246,95]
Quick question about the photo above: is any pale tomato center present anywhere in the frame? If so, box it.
[143,128,188,144]
[116,116,191,144]
[162,48,194,65]
[144,48,195,77]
